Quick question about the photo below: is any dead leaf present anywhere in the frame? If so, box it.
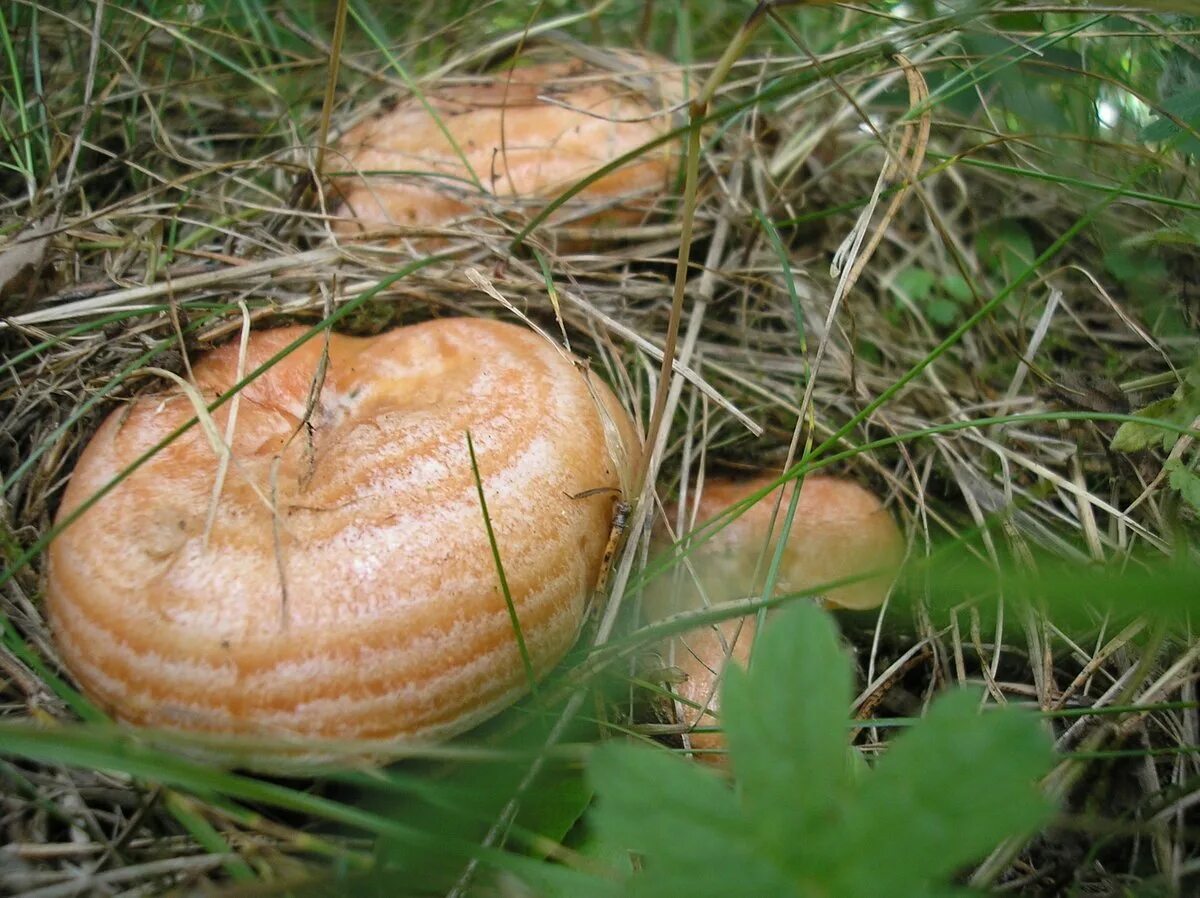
[0,217,54,314]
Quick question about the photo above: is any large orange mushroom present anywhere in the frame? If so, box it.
[46,318,635,760]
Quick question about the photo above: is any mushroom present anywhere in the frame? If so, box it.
[327,52,682,241]
[648,474,904,763]
[46,318,635,760]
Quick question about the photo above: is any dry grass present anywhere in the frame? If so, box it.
[2,1,1198,895]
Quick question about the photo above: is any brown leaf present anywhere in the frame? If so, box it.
[0,217,54,314]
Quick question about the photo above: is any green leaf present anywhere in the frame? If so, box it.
[895,267,936,302]
[574,604,1061,898]
[837,689,1055,894]
[586,743,800,898]
[1166,459,1200,513]
[926,297,960,327]
[509,855,624,898]
[1111,395,1183,452]
[1112,362,1200,453]
[1141,89,1200,154]
[720,603,854,870]
[976,220,1035,280]
[1103,244,1169,290]
[940,273,973,304]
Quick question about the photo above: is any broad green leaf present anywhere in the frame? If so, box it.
[586,743,800,898]
[837,689,1054,894]
[1166,459,1200,513]
[720,603,854,869]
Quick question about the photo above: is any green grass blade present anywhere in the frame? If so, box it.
[466,429,537,695]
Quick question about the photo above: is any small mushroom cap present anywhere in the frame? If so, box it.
[651,474,904,764]
[47,318,635,756]
[328,55,683,239]
[650,474,905,618]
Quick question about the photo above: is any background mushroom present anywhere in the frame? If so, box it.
[327,51,682,241]
[46,318,636,760]
[648,474,905,763]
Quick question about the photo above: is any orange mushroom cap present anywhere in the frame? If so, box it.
[46,318,635,759]
[328,54,683,240]
[651,474,904,764]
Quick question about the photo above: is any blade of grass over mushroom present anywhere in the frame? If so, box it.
[318,167,481,191]
[750,211,816,625]
[506,120,683,253]
[756,472,809,621]
[466,429,537,696]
